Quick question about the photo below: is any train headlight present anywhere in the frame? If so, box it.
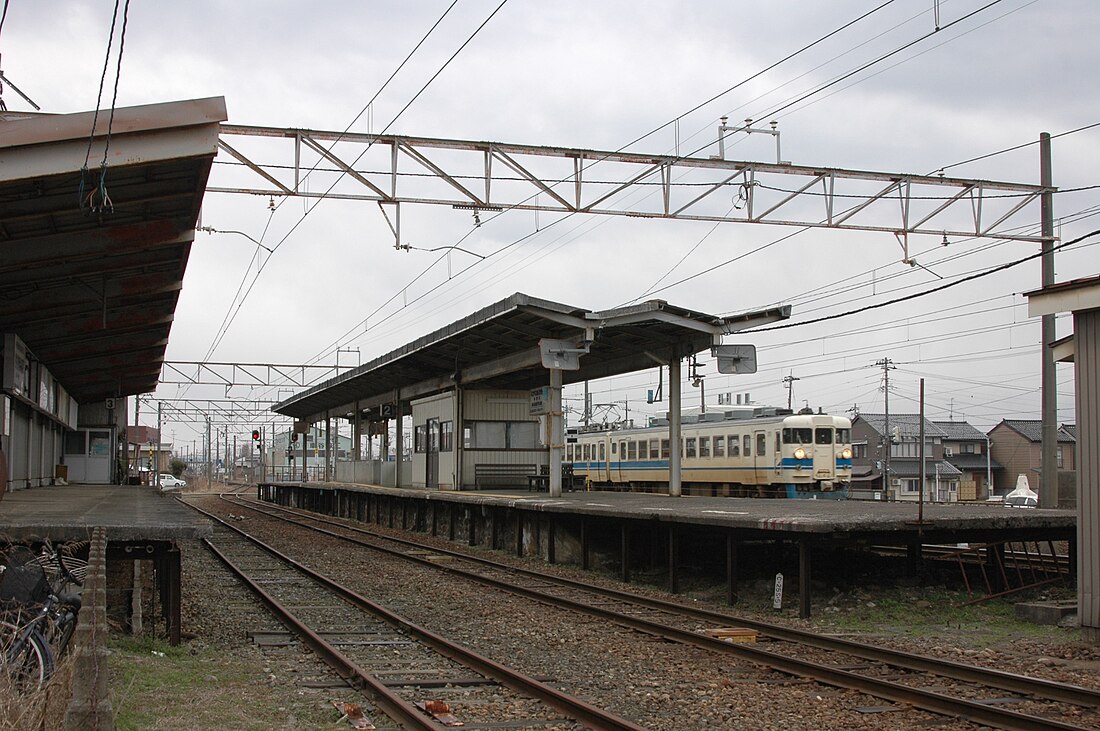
[793,447,806,460]
[840,448,852,460]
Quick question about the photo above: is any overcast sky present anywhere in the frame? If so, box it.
[3,0,1098,446]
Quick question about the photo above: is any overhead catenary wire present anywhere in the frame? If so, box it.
[200,0,512,361]
[282,0,911,367]
[232,1,1064,423]
[344,0,1043,355]
[739,229,1100,334]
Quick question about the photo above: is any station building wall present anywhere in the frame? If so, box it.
[409,388,547,490]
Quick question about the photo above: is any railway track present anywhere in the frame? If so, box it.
[208,493,1100,731]
[189,501,646,731]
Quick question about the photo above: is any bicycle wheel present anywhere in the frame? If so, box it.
[1,620,55,691]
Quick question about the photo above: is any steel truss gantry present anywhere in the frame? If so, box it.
[211,124,1049,248]
[159,361,342,390]
[150,398,286,426]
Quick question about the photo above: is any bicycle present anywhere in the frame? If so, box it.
[1,541,85,691]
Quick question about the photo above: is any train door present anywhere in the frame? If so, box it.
[814,426,834,488]
[753,430,769,486]
[597,439,609,482]
[613,438,627,483]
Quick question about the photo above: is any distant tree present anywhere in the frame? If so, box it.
[169,457,187,477]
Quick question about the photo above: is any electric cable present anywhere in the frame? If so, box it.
[253,1,1052,407]
[740,228,1100,334]
[201,0,511,360]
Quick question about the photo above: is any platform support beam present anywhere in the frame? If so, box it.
[799,540,811,620]
[581,517,590,570]
[515,510,523,557]
[548,516,556,564]
[467,507,476,546]
[726,532,738,606]
[668,525,679,594]
[906,542,922,575]
[987,542,1007,593]
[621,524,631,583]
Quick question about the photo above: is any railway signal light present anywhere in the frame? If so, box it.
[252,429,260,441]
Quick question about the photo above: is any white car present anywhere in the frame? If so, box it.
[158,473,186,491]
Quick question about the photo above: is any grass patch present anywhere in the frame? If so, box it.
[812,586,1074,647]
[109,637,336,731]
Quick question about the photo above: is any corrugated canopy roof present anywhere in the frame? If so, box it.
[273,293,789,421]
[0,97,226,404]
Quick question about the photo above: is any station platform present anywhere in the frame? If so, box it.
[262,480,1076,544]
[0,484,212,644]
[0,484,211,542]
[258,480,1076,618]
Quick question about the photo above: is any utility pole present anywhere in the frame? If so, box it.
[876,358,896,498]
[783,372,800,410]
[156,401,162,478]
[1039,132,1058,508]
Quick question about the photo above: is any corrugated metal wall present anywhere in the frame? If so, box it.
[461,390,547,487]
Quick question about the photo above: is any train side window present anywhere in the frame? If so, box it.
[639,440,648,459]
[566,445,573,461]
[699,437,710,458]
[714,436,725,458]
[650,439,660,458]
[729,435,739,457]
[582,444,590,460]
[599,442,605,461]
[686,437,696,458]
[660,439,670,459]
[757,433,766,456]
[816,428,833,445]
[628,441,637,460]
[611,441,617,454]
[743,435,752,456]
[620,442,627,461]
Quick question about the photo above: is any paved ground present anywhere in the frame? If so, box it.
[0,484,212,541]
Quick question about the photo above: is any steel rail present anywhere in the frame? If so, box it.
[193,502,647,731]
[225,495,1098,730]
[232,495,1097,707]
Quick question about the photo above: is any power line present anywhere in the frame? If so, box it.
[313,1,912,349]
[741,229,1100,334]
[201,0,511,361]
[938,120,1100,173]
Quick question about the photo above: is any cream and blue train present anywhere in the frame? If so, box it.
[566,411,853,498]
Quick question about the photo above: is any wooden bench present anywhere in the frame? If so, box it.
[473,463,538,489]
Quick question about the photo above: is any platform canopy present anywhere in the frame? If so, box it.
[0,97,226,403]
[273,293,789,422]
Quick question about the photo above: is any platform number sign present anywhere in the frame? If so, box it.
[772,573,784,610]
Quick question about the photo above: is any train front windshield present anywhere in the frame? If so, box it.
[815,428,833,444]
[782,428,812,444]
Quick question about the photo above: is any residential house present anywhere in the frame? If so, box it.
[126,425,173,482]
[850,414,961,502]
[934,421,1001,501]
[987,419,1076,503]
